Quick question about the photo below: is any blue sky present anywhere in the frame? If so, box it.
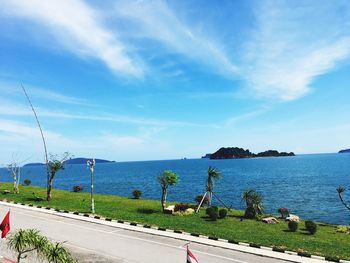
[0,0,350,163]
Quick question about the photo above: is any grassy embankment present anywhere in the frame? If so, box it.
[0,183,349,260]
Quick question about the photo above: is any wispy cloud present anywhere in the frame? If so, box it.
[115,0,238,77]
[242,0,350,101]
[0,99,216,128]
[0,82,93,106]
[0,0,143,76]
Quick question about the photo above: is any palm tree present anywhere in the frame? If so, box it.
[242,189,264,219]
[158,170,179,212]
[206,166,221,205]
[7,229,76,263]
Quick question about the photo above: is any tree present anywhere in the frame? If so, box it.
[7,229,77,263]
[206,166,221,205]
[7,162,20,194]
[242,189,264,219]
[337,186,350,212]
[158,170,179,212]
[47,152,71,201]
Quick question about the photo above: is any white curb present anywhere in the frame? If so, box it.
[0,201,339,263]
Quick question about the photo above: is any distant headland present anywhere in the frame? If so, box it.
[24,157,115,167]
[339,148,350,154]
[204,147,295,160]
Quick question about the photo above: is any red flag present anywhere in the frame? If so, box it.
[0,211,10,238]
[187,247,199,263]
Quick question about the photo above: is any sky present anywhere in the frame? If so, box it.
[0,0,350,164]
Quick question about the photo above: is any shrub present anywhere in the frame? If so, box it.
[288,221,298,232]
[277,207,290,219]
[73,185,83,192]
[174,203,190,212]
[242,189,263,219]
[219,209,228,219]
[23,179,31,186]
[132,189,142,199]
[305,220,317,234]
[206,206,219,221]
[195,195,208,206]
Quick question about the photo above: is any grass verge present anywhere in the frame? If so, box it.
[0,183,349,260]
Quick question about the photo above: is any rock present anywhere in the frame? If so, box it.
[286,214,300,222]
[262,217,279,224]
[164,205,175,214]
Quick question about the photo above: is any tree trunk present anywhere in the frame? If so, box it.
[47,179,53,201]
[161,188,167,211]
[17,253,22,263]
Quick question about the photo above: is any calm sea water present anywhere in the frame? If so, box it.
[1,153,349,225]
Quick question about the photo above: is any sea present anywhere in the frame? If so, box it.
[1,153,349,225]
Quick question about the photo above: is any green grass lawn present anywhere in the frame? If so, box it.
[0,183,349,260]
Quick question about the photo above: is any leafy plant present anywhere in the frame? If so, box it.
[242,189,264,219]
[288,221,298,232]
[132,189,142,199]
[305,220,317,235]
[158,170,179,212]
[174,203,189,212]
[277,207,290,219]
[47,152,72,201]
[219,208,228,219]
[73,185,83,193]
[23,179,31,186]
[7,229,77,263]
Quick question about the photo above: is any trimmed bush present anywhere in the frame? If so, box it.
[219,209,228,219]
[206,206,219,221]
[132,189,142,199]
[73,185,83,192]
[305,220,317,234]
[174,203,189,212]
[23,179,31,186]
[288,221,298,232]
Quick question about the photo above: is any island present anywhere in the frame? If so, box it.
[339,148,350,154]
[24,158,114,167]
[209,147,295,160]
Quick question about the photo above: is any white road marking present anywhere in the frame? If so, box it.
[11,208,249,263]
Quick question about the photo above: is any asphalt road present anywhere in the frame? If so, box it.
[0,204,291,263]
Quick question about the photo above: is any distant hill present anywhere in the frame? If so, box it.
[24,158,114,167]
[23,162,45,167]
[339,148,350,154]
[209,147,295,160]
[64,158,114,165]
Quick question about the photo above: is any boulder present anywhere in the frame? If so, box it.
[286,214,300,222]
[262,217,279,224]
[164,205,175,214]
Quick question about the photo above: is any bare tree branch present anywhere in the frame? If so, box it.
[21,84,50,190]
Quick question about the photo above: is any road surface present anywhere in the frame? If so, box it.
[0,204,292,263]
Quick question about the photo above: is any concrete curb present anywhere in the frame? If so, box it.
[0,200,348,263]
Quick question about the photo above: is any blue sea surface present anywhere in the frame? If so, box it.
[1,153,350,225]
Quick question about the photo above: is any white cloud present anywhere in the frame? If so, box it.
[243,0,350,101]
[0,99,215,128]
[114,0,238,77]
[0,0,142,76]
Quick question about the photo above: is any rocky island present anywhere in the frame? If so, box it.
[339,148,350,153]
[209,147,295,160]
